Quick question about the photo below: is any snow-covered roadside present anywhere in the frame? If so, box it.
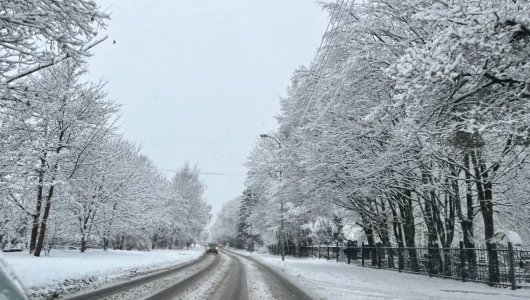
[1,247,204,299]
[231,249,530,300]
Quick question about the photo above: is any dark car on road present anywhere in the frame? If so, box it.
[205,243,219,254]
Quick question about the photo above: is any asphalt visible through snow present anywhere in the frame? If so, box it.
[228,250,311,300]
[64,249,311,300]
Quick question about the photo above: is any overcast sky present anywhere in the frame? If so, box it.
[87,0,329,225]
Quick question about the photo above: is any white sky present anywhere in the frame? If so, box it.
[87,0,329,224]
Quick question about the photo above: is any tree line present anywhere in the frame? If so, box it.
[0,0,211,256]
[234,0,530,283]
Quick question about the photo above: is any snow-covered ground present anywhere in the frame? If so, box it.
[0,247,204,299]
[234,250,530,300]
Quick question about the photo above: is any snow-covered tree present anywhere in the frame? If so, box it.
[0,0,108,86]
[210,197,241,246]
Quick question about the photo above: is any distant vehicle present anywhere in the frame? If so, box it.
[0,257,29,300]
[205,243,219,254]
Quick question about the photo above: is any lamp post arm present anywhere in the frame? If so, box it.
[259,134,281,149]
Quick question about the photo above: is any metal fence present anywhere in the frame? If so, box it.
[267,242,530,289]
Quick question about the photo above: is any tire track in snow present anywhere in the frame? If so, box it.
[225,249,312,300]
[65,254,214,300]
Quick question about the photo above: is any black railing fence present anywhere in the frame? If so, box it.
[267,241,530,289]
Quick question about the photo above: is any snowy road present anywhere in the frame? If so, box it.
[224,249,310,300]
[13,248,529,300]
[63,250,310,300]
[65,253,217,300]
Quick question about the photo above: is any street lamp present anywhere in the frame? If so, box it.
[260,134,281,149]
[260,133,285,261]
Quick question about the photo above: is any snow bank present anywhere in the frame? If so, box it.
[1,247,204,299]
[241,251,530,300]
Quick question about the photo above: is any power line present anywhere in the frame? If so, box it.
[286,0,351,146]
[158,168,243,176]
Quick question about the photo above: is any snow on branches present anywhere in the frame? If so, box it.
[0,0,108,84]
[242,0,530,262]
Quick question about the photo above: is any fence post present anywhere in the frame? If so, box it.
[398,246,403,272]
[327,245,330,260]
[361,242,365,267]
[353,241,358,261]
[459,241,466,282]
[299,243,301,259]
[388,247,393,269]
[336,241,339,262]
[377,244,382,269]
[319,243,321,259]
[508,242,517,290]
[428,245,433,277]
[347,241,351,264]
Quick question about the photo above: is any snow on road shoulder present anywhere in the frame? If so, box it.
[1,247,204,299]
[238,251,530,300]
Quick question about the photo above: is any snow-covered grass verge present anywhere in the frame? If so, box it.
[232,249,530,300]
[1,247,204,299]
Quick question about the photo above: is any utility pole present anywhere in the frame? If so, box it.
[260,134,285,261]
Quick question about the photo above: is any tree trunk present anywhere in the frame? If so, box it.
[388,195,404,248]
[374,199,391,247]
[30,158,47,253]
[361,214,377,266]
[80,236,87,253]
[463,152,477,276]
[470,149,499,284]
[398,189,418,271]
[421,181,439,245]
[34,184,55,257]
[103,236,109,251]
[80,219,88,253]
